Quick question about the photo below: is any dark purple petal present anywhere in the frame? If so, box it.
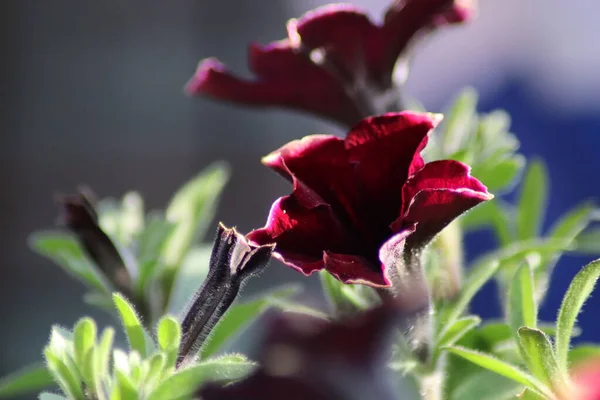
[344,112,441,224]
[324,251,389,287]
[400,159,490,215]
[293,4,385,85]
[247,195,351,277]
[394,188,492,252]
[381,0,475,76]
[187,46,362,127]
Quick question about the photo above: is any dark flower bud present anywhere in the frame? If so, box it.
[177,223,274,367]
[56,189,133,296]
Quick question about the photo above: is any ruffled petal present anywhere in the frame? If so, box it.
[345,112,442,224]
[401,159,490,215]
[247,195,352,277]
[324,251,389,287]
[394,188,492,252]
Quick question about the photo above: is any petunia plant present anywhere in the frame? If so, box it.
[2,1,600,400]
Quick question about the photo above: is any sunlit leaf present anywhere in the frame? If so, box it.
[517,160,548,240]
[113,293,151,357]
[0,363,54,398]
[518,327,563,387]
[508,261,537,339]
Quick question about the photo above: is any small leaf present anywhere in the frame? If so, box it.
[437,316,481,355]
[93,327,115,400]
[147,355,255,400]
[449,370,521,400]
[442,87,478,156]
[29,231,110,293]
[200,286,300,359]
[518,327,563,387]
[0,363,55,398]
[114,370,138,400]
[556,259,600,371]
[517,160,549,240]
[445,346,552,398]
[73,317,96,386]
[118,191,145,246]
[167,246,211,315]
[472,154,525,194]
[113,293,149,357]
[574,227,600,255]
[508,261,537,339]
[163,162,230,269]
[157,316,181,369]
[44,349,85,400]
[320,270,354,316]
[460,199,513,246]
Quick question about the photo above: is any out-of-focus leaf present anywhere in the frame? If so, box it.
[0,363,55,398]
[147,354,255,400]
[517,160,549,241]
[94,328,115,399]
[44,349,85,400]
[574,227,600,255]
[167,246,211,315]
[517,327,563,387]
[162,162,230,270]
[442,87,478,157]
[446,346,552,398]
[73,317,96,386]
[113,293,151,357]
[449,370,521,400]
[157,316,181,369]
[114,370,138,400]
[508,262,537,340]
[137,212,173,264]
[435,316,481,361]
[460,199,513,246]
[29,232,110,293]
[549,202,596,243]
[118,191,144,246]
[556,259,600,371]
[568,345,600,367]
[39,393,68,400]
[200,286,300,359]
[472,154,525,194]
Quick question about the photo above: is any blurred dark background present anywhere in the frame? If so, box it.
[2,0,599,384]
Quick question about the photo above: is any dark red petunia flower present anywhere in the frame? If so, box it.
[247,112,492,287]
[187,0,476,127]
[197,300,419,400]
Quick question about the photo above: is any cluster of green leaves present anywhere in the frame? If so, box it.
[29,162,230,326]
[447,260,600,400]
[39,293,255,400]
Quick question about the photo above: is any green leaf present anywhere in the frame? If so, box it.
[442,87,478,156]
[437,316,481,351]
[445,346,552,399]
[460,199,513,246]
[93,327,115,400]
[114,370,138,400]
[39,393,68,400]
[73,318,96,386]
[320,270,352,316]
[113,293,150,357]
[29,232,110,293]
[517,327,563,387]
[117,191,145,246]
[449,370,522,400]
[44,349,85,400]
[167,246,211,315]
[266,296,329,320]
[0,363,55,398]
[574,227,600,255]
[517,160,549,240]
[200,286,300,359]
[162,162,230,269]
[508,261,537,339]
[157,316,181,369]
[549,202,596,243]
[143,353,167,393]
[147,355,255,400]
[472,153,525,194]
[556,259,600,371]
[568,344,600,366]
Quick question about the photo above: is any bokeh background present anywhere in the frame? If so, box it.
[2,0,599,389]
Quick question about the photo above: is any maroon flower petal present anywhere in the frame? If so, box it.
[187,47,361,127]
[394,188,492,252]
[324,251,389,287]
[400,159,490,215]
[381,0,475,76]
[293,4,385,84]
[262,135,361,224]
[345,112,442,223]
[247,195,352,277]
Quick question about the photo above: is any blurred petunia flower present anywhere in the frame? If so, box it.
[247,112,492,288]
[570,358,600,400]
[197,300,421,400]
[187,0,476,127]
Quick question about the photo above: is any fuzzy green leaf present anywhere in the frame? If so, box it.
[113,293,150,357]
[556,259,600,371]
[442,87,478,156]
[29,232,110,293]
[517,160,549,240]
[446,346,552,398]
[508,262,537,338]
[93,327,114,400]
[44,349,85,400]
[147,355,255,400]
[163,162,230,269]
[0,363,54,398]
[436,316,481,362]
[518,327,563,387]
[157,316,181,369]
